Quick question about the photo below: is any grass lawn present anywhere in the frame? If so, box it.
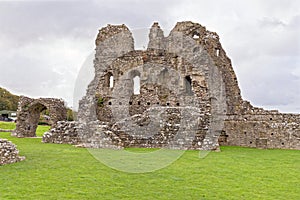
[0,122,299,199]
[0,121,16,130]
[0,121,50,137]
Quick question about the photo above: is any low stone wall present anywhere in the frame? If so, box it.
[42,120,122,149]
[0,128,14,133]
[45,110,300,150]
[222,108,300,150]
[42,121,80,145]
[43,107,300,150]
[0,139,25,165]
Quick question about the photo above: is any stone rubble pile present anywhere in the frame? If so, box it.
[0,139,25,165]
[42,121,80,145]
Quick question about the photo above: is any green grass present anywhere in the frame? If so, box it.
[0,121,16,130]
[0,121,50,137]
[0,123,299,200]
[36,125,50,137]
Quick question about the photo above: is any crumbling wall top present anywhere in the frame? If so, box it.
[95,24,130,46]
[171,21,206,35]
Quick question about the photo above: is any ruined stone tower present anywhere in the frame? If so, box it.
[44,21,300,150]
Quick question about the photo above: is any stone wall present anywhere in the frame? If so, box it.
[74,21,228,150]
[13,96,67,137]
[221,103,300,149]
[0,139,25,165]
[169,22,243,115]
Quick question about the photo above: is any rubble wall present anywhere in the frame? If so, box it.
[42,121,80,145]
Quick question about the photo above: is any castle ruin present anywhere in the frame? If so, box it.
[13,96,67,137]
[42,21,299,150]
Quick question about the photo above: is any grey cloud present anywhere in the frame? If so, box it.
[0,0,180,107]
[234,15,300,110]
[0,0,299,112]
[259,17,287,27]
[0,0,177,41]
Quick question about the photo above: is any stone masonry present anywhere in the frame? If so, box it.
[0,139,25,165]
[44,21,300,150]
[13,96,67,137]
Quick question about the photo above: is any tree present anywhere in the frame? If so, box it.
[67,108,74,121]
[0,87,19,111]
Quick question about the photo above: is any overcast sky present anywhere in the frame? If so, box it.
[0,0,299,113]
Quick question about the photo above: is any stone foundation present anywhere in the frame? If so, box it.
[0,129,14,132]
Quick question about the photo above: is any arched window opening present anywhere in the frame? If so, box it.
[109,75,114,88]
[133,76,140,95]
[193,32,200,39]
[105,72,113,88]
[216,49,220,57]
[185,75,192,95]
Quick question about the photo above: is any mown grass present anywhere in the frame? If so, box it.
[0,121,16,130]
[0,121,49,137]
[0,122,299,199]
[36,125,50,137]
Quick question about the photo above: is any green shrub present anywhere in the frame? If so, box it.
[97,97,104,107]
